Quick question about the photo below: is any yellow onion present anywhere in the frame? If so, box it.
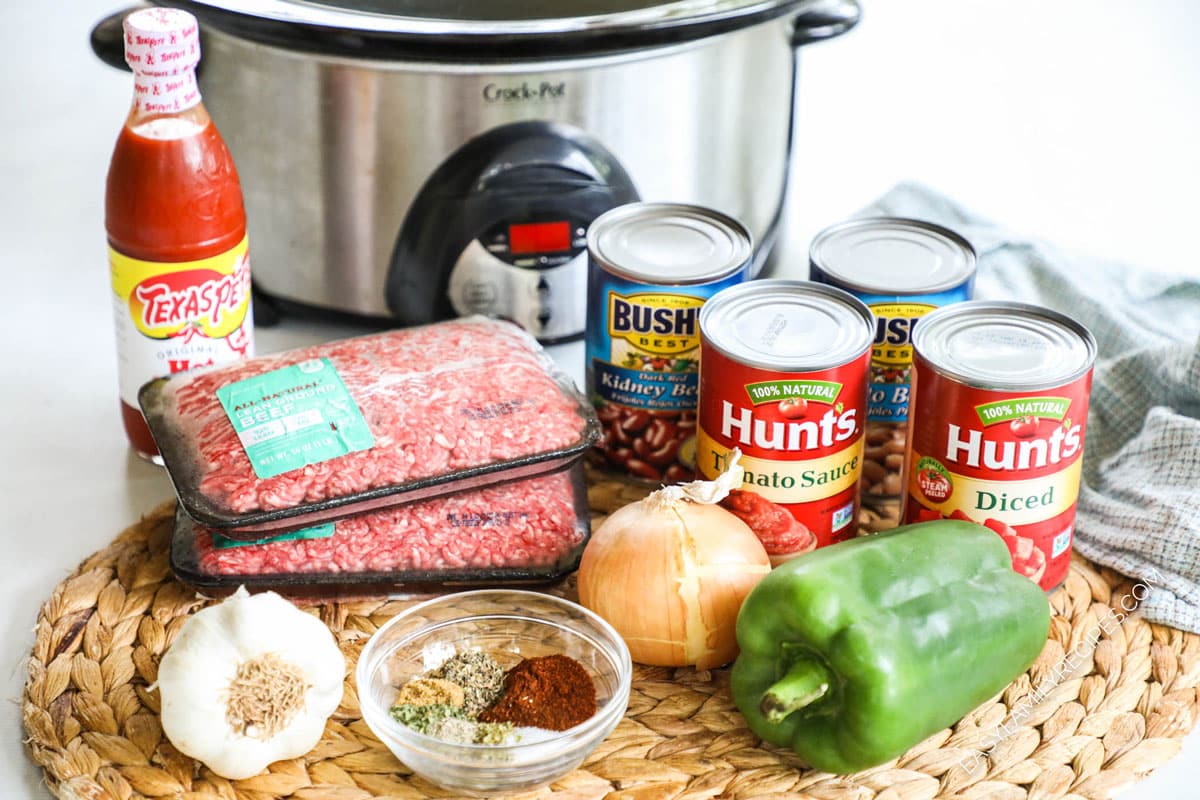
[578,451,771,670]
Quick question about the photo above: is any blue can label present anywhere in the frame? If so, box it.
[595,292,703,410]
[586,270,744,482]
[860,288,971,423]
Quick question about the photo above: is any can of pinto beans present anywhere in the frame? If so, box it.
[809,217,976,509]
[697,280,873,563]
[902,301,1097,592]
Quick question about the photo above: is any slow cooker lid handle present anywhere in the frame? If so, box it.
[91,5,147,72]
[792,0,861,47]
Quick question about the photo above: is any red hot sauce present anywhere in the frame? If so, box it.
[106,8,254,461]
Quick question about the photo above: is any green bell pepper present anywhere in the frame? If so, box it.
[730,519,1050,775]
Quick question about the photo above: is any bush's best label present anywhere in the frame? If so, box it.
[590,291,715,412]
[586,269,743,484]
[903,365,1092,592]
[596,292,704,408]
[110,237,254,406]
[867,301,931,422]
[860,291,971,424]
[697,342,870,549]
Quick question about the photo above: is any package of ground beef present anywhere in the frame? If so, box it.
[169,467,589,594]
[140,317,597,535]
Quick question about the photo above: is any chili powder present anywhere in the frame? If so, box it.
[479,654,597,731]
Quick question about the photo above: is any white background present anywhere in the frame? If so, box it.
[3,0,1198,797]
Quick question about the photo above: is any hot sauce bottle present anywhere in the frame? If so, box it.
[106,8,254,462]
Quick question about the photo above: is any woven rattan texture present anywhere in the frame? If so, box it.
[22,478,1200,800]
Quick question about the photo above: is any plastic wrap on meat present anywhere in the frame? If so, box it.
[147,317,591,519]
[195,471,584,576]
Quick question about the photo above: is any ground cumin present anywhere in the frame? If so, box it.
[478,654,597,730]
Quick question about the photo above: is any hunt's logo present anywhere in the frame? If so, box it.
[607,292,703,356]
[127,254,251,340]
[937,396,1080,472]
[870,302,936,367]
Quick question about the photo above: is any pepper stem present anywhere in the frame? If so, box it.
[760,654,832,723]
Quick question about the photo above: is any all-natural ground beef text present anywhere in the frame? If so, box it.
[159,318,588,515]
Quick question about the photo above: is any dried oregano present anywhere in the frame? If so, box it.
[431,651,506,716]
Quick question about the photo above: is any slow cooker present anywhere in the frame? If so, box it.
[92,0,860,342]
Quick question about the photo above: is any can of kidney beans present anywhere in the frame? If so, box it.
[809,217,976,509]
[902,301,1097,592]
[697,280,874,562]
[586,202,751,484]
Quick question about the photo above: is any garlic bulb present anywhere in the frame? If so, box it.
[157,587,345,779]
[578,451,771,670]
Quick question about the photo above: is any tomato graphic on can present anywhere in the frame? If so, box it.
[902,301,1097,592]
[697,280,873,563]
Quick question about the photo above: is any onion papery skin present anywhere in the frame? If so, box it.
[578,501,771,670]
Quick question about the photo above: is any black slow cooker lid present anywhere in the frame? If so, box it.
[159,0,831,61]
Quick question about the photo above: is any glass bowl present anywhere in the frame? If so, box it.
[356,589,633,795]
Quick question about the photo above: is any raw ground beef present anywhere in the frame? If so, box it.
[195,471,584,576]
[159,318,588,515]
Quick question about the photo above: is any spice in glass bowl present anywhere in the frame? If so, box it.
[389,702,515,744]
[431,651,506,716]
[395,677,464,708]
[389,651,598,744]
[479,655,597,731]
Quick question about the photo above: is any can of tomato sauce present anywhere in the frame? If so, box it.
[586,202,751,484]
[902,301,1097,592]
[809,218,976,510]
[697,280,874,563]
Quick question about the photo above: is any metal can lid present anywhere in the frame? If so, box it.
[587,202,753,285]
[809,217,976,295]
[700,279,874,371]
[913,301,1097,390]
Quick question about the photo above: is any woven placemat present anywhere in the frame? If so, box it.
[23,475,1200,800]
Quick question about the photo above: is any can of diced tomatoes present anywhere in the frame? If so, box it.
[697,280,874,563]
[586,202,751,484]
[809,217,976,509]
[902,301,1097,592]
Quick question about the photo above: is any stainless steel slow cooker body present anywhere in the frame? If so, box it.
[93,0,861,337]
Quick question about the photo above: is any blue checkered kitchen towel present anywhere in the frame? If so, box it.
[858,183,1200,632]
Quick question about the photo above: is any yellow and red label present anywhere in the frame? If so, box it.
[697,340,871,553]
[110,237,254,406]
[902,360,1094,591]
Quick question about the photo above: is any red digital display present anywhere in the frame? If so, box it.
[509,221,572,254]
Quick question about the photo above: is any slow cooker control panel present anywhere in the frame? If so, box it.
[386,121,639,343]
[448,219,589,340]
[480,220,587,268]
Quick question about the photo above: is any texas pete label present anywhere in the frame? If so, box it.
[110,237,254,406]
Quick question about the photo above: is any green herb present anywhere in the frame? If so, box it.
[389,703,466,735]
[473,721,516,745]
[421,714,516,745]
[432,652,506,717]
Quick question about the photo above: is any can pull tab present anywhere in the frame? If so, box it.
[792,0,862,47]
